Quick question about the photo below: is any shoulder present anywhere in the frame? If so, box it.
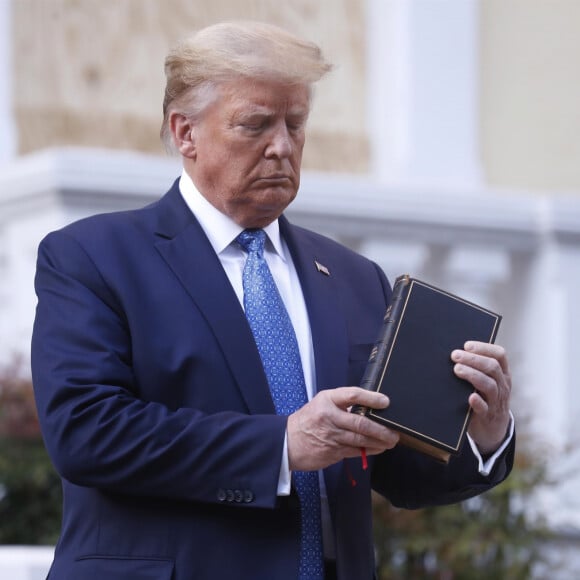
[39,179,182,252]
[283,219,380,267]
[282,218,391,293]
[59,200,159,241]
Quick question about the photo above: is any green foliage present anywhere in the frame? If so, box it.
[373,445,550,579]
[0,438,62,544]
[0,365,62,545]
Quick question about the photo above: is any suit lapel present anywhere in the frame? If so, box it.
[280,217,349,396]
[152,183,275,415]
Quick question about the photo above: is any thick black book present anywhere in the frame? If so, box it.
[355,274,502,463]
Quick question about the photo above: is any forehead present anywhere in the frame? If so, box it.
[216,78,311,115]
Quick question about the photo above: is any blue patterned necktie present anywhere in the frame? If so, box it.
[237,229,324,580]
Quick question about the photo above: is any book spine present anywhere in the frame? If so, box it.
[352,274,411,415]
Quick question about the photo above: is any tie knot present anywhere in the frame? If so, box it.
[237,229,266,256]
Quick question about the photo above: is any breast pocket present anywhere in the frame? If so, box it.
[69,556,174,580]
[348,343,374,386]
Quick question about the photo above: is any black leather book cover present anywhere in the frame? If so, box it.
[359,275,502,463]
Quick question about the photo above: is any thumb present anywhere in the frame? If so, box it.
[329,386,390,411]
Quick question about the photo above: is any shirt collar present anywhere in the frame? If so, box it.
[178,170,286,260]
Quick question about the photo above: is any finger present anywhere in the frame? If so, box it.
[338,429,400,454]
[318,405,398,450]
[453,362,500,401]
[340,413,400,449]
[328,386,390,411]
[451,349,509,404]
[468,391,489,415]
[464,341,510,374]
[452,349,503,379]
[340,442,398,460]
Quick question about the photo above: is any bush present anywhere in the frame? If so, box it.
[373,442,551,579]
[0,363,61,544]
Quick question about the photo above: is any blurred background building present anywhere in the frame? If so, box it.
[1,0,579,577]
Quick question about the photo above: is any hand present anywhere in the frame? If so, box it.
[452,341,512,455]
[286,387,400,471]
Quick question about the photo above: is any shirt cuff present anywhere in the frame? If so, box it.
[277,430,292,496]
[467,411,515,477]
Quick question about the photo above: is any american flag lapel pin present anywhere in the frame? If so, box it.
[314,260,330,276]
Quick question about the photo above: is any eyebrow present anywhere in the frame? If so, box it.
[236,104,309,118]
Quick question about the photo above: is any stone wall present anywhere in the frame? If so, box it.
[12,0,369,172]
[480,0,580,191]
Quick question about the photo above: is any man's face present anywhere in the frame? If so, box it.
[188,78,310,228]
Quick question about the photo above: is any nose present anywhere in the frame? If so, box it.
[264,122,292,159]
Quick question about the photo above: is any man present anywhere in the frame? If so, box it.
[31,21,514,580]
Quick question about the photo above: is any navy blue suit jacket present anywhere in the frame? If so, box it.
[31,180,513,580]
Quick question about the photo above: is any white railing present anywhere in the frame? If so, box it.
[0,546,53,580]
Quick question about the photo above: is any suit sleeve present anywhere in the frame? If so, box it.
[31,230,286,508]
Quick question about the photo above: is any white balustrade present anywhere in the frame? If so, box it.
[0,546,53,580]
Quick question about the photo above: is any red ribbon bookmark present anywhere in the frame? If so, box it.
[360,448,368,470]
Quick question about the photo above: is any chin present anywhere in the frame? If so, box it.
[233,189,297,227]
[241,211,284,229]
[258,192,295,213]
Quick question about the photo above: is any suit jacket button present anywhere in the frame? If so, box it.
[217,489,227,502]
[243,490,254,503]
[226,489,235,502]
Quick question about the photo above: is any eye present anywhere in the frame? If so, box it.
[286,116,307,133]
[238,117,270,133]
[287,123,303,133]
[242,122,263,132]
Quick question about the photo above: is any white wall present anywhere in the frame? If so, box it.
[0,546,53,580]
[0,0,16,162]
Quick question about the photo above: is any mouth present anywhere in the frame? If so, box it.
[256,175,292,184]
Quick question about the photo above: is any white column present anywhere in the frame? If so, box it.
[358,239,430,284]
[0,0,16,163]
[366,0,482,187]
[443,246,510,307]
[519,234,580,529]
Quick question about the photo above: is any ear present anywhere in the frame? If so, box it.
[169,112,196,158]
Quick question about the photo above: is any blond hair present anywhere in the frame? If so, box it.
[160,21,332,149]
